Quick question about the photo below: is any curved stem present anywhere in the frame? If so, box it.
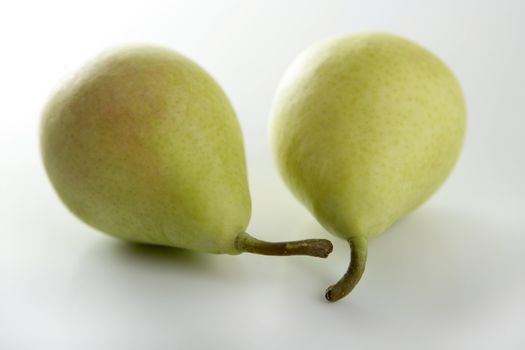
[325,236,368,302]
[235,232,333,258]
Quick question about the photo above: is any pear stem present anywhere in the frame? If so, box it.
[235,232,333,258]
[325,236,368,302]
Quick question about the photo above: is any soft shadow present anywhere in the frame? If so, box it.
[73,238,244,282]
[58,238,256,344]
[292,204,522,321]
[62,238,246,316]
[109,241,211,270]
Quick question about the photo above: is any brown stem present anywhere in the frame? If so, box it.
[325,236,368,302]
[235,232,333,258]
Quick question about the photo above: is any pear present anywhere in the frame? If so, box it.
[270,32,466,301]
[41,45,332,259]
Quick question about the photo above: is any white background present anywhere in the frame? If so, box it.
[1,0,524,349]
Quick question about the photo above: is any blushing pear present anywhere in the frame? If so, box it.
[270,32,466,302]
[41,45,332,260]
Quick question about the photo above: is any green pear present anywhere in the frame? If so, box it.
[270,32,466,301]
[41,45,332,259]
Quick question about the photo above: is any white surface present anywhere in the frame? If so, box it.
[1,0,524,349]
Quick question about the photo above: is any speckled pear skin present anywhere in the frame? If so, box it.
[270,32,466,240]
[41,45,250,254]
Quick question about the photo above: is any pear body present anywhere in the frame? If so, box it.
[41,45,250,254]
[270,33,466,240]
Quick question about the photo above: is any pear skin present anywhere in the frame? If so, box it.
[270,32,466,301]
[42,45,332,258]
